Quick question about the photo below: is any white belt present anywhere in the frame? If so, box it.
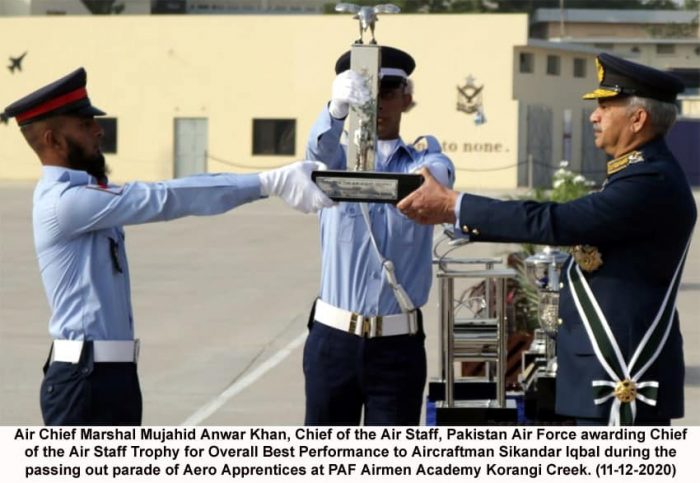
[51,340,140,363]
[314,299,418,338]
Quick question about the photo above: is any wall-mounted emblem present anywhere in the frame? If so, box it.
[457,75,486,125]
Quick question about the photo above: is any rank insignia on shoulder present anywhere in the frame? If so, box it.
[86,184,124,196]
[628,151,644,164]
[572,245,603,272]
[606,150,644,176]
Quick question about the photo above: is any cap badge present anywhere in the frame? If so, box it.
[596,58,604,82]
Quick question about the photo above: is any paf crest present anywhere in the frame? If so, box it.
[456,75,486,125]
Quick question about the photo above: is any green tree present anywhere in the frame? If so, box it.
[81,0,125,14]
[323,0,688,15]
[450,1,488,13]
[324,1,451,13]
[642,0,681,9]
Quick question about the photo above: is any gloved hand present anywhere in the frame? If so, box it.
[259,161,335,214]
[329,70,371,119]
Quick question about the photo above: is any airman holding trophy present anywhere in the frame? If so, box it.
[305,3,455,425]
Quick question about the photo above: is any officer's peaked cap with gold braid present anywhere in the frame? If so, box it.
[582,53,684,103]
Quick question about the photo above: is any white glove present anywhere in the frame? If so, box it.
[329,70,371,119]
[259,161,335,214]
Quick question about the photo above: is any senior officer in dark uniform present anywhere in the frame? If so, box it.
[4,68,332,425]
[304,47,454,425]
[398,53,696,425]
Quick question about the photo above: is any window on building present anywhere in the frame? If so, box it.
[519,52,534,73]
[151,0,187,14]
[252,119,296,155]
[97,117,118,154]
[573,58,586,78]
[669,67,700,96]
[656,44,675,55]
[546,55,560,76]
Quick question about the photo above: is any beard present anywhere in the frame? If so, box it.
[66,138,109,184]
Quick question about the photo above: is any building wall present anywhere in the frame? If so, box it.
[30,0,150,15]
[542,22,662,39]
[513,46,602,186]
[0,14,532,189]
[667,119,700,186]
[0,0,30,16]
[683,101,700,116]
[577,42,700,71]
[565,40,700,121]
[187,0,328,13]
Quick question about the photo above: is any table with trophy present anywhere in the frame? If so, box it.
[426,238,576,425]
[426,229,519,425]
[518,246,573,423]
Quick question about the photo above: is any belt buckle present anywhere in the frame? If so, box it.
[361,317,371,337]
[350,313,384,338]
[349,313,360,336]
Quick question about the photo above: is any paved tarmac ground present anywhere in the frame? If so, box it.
[1,182,698,426]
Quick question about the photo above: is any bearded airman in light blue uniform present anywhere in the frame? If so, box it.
[4,67,332,425]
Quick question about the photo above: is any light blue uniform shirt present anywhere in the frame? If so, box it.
[306,106,454,316]
[33,166,262,341]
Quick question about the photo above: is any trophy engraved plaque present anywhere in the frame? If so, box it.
[312,3,423,204]
[311,170,423,203]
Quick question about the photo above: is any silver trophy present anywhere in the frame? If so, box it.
[311,3,423,203]
[524,246,568,375]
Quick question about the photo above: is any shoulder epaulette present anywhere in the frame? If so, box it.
[607,150,645,176]
[411,135,442,154]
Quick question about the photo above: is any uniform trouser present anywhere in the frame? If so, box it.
[40,341,142,426]
[303,309,426,426]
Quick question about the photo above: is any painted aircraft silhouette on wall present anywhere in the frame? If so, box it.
[8,52,27,73]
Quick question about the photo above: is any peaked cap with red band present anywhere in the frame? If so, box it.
[3,67,105,126]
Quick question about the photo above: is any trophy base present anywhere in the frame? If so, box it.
[311,170,423,204]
